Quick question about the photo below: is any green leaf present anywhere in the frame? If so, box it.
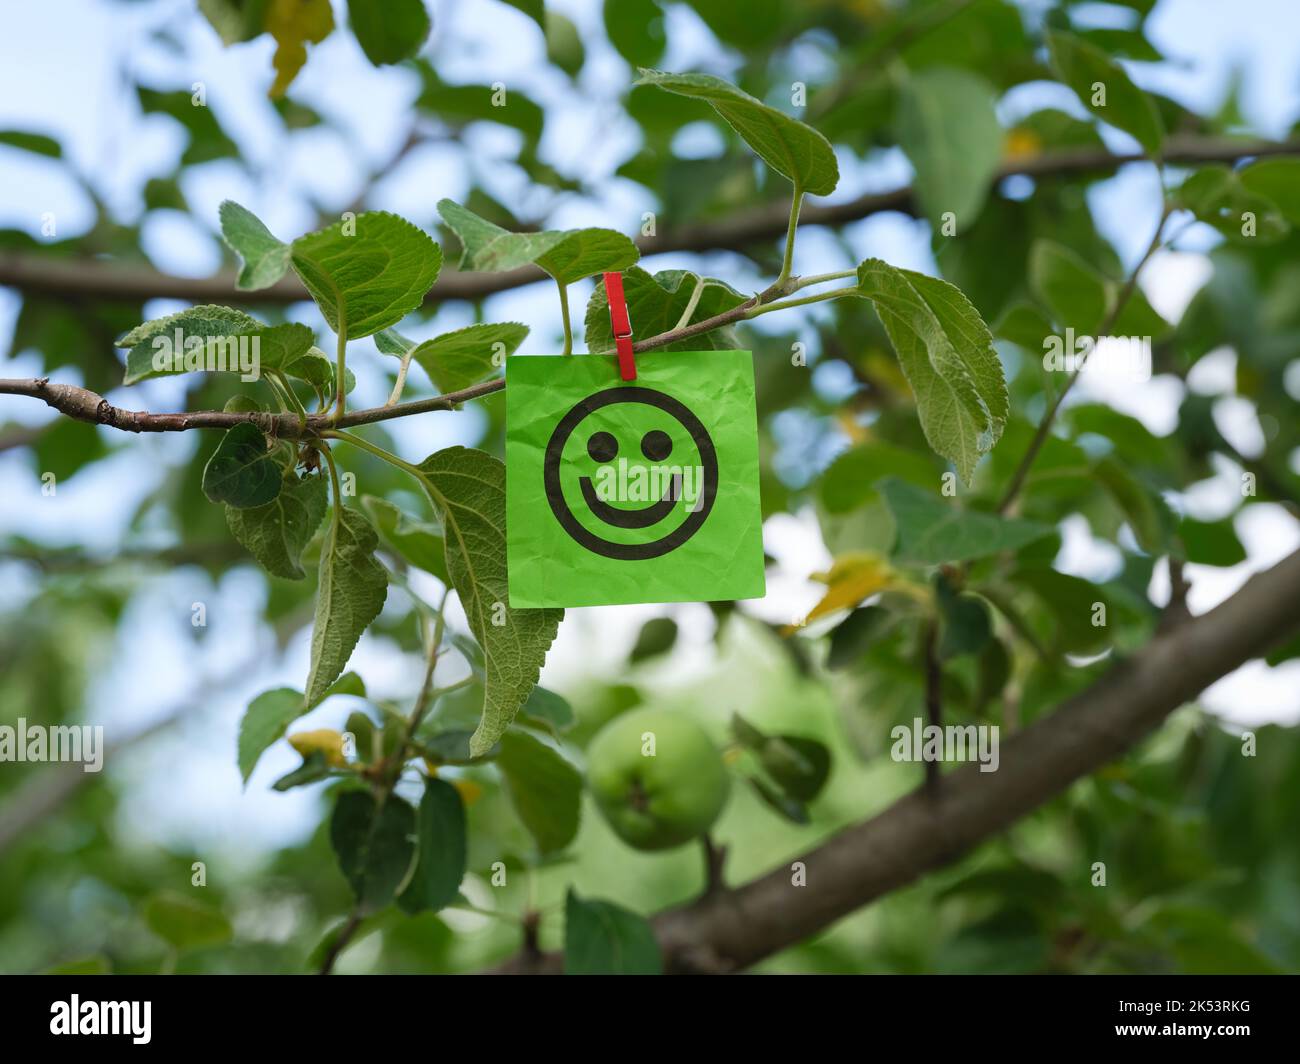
[499,0,544,27]
[237,671,363,784]
[1093,456,1172,554]
[1029,240,1111,334]
[749,775,810,824]
[243,322,317,372]
[938,591,993,660]
[0,130,62,158]
[856,259,1008,484]
[225,469,329,579]
[138,86,240,164]
[564,890,662,975]
[1046,30,1163,156]
[219,200,292,290]
[415,68,545,142]
[397,778,467,914]
[361,494,447,583]
[290,211,442,339]
[413,448,562,756]
[437,199,638,285]
[1178,515,1246,567]
[202,423,283,508]
[43,954,111,975]
[304,507,389,707]
[826,605,894,669]
[496,729,582,855]
[820,441,937,514]
[404,322,528,394]
[880,479,1053,565]
[545,11,585,77]
[199,0,269,45]
[347,0,431,66]
[1176,166,1289,245]
[635,69,838,195]
[118,304,263,385]
[629,617,678,663]
[994,301,1055,354]
[144,891,232,952]
[271,750,334,791]
[585,268,745,353]
[284,345,357,394]
[603,0,665,69]
[330,791,417,910]
[1238,158,1300,226]
[1006,565,1112,656]
[896,66,1003,228]
[518,685,576,733]
[733,715,832,804]
[418,729,483,764]
[238,688,302,782]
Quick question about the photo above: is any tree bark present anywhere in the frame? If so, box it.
[492,545,1300,973]
[1,138,1295,308]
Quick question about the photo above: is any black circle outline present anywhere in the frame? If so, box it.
[543,386,718,560]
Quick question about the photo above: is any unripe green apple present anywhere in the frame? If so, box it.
[586,708,729,851]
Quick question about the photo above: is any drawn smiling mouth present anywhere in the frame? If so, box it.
[580,473,682,528]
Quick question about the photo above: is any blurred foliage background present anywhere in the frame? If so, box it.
[1,0,1298,974]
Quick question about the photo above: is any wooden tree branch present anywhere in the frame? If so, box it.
[0,283,782,439]
[490,544,1300,974]
[1,138,1295,308]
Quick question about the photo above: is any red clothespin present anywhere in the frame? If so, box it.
[603,271,636,381]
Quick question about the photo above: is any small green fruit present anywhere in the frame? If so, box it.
[586,708,729,851]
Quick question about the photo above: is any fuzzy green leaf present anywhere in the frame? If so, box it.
[635,69,838,195]
[880,479,1053,565]
[347,0,431,66]
[437,199,638,285]
[896,66,1003,228]
[304,507,389,707]
[564,890,662,975]
[396,778,467,914]
[1046,30,1163,156]
[857,259,1007,484]
[497,730,582,855]
[330,791,417,910]
[219,200,292,290]
[118,304,263,385]
[1029,240,1111,334]
[413,447,562,756]
[290,211,442,339]
[403,322,528,393]
[361,495,447,583]
[202,423,283,509]
[225,469,329,579]
[584,267,746,353]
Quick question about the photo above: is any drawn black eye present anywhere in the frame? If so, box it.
[640,430,672,461]
[587,431,618,462]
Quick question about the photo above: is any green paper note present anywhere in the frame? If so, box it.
[506,350,766,608]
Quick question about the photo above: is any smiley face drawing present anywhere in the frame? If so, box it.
[543,386,719,560]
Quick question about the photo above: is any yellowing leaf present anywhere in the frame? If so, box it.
[787,552,901,633]
[452,778,484,805]
[288,728,347,767]
[267,0,335,98]
[1004,128,1042,162]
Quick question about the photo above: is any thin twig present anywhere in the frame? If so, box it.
[996,203,1173,515]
